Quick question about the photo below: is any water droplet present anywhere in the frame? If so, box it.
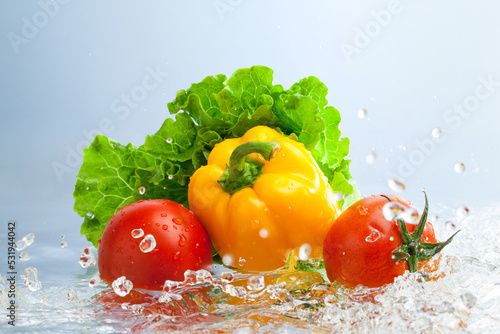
[21,267,41,291]
[324,295,336,307]
[222,254,234,266]
[19,252,30,261]
[140,234,157,253]
[60,241,67,248]
[358,205,369,215]
[167,174,174,180]
[382,201,406,221]
[172,218,182,225]
[138,186,146,195]
[89,275,101,288]
[454,162,466,174]
[401,207,420,224]
[61,234,65,239]
[220,272,234,283]
[388,177,405,193]
[358,108,368,119]
[259,228,269,238]
[79,247,96,268]
[162,224,168,230]
[163,280,180,292]
[131,228,144,238]
[184,270,197,284]
[161,213,167,217]
[15,239,27,251]
[365,229,381,242]
[400,144,408,151]
[247,275,265,291]
[389,236,395,241]
[86,211,95,219]
[430,215,439,223]
[112,276,133,297]
[333,192,343,202]
[445,221,457,231]
[173,251,180,260]
[166,138,173,144]
[365,150,376,164]
[67,289,78,301]
[431,127,443,138]
[238,257,246,266]
[196,269,213,284]
[178,234,187,247]
[456,205,470,217]
[299,243,312,260]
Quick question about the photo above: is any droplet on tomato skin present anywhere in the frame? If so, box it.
[139,235,157,253]
[131,229,144,238]
[299,243,312,260]
[172,218,182,225]
[382,201,406,221]
[161,213,167,217]
[178,234,187,247]
[357,205,369,216]
[162,224,168,230]
[389,236,395,241]
[365,229,381,242]
[173,251,180,260]
[112,276,133,297]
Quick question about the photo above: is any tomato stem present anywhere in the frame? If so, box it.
[218,141,281,194]
[390,191,460,273]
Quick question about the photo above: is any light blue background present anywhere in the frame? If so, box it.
[1,0,499,283]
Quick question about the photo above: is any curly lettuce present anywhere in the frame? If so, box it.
[73,65,359,248]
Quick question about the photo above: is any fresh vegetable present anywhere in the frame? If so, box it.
[188,125,342,271]
[97,199,212,290]
[322,193,458,288]
[73,65,359,248]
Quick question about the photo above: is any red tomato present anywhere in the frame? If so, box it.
[98,199,212,290]
[323,194,447,288]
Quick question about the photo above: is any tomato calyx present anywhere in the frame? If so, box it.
[218,141,281,194]
[389,192,460,273]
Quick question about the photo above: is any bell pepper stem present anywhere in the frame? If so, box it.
[218,141,281,194]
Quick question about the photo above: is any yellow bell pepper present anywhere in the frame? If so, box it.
[188,126,341,271]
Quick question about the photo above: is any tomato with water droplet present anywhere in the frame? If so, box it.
[98,199,212,290]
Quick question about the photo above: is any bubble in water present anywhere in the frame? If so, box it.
[456,205,470,217]
[131,228,144,238]
[299,243,312,260]
[382,201,406,221]
[220,272,234,283]
[400,144,408,151]
[22,267,42,291]
[112,276,133,297]
[89,275,101,288]
[430,215,439,223]
[365,229,381,242]
[222,254,234,267]
[60,241,68,248]
[247,275,265,291]
[357,108,368,119]
[140,234,157,253]
[166,138,173,144]
[431,127,443,138]
[19,252,30,261]
[138,186,146,195]
[365,150,376,164]
[259,228,269,238]
[238,257,246,266]
[61,234,65,239]
[388,177,405,193]
[67,289,78,301]
[454,162,466,174]
[79,247,96,268]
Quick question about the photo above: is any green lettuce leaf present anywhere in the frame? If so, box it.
[74,65,359,247]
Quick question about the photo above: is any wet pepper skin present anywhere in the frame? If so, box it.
[188,126,341,271]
